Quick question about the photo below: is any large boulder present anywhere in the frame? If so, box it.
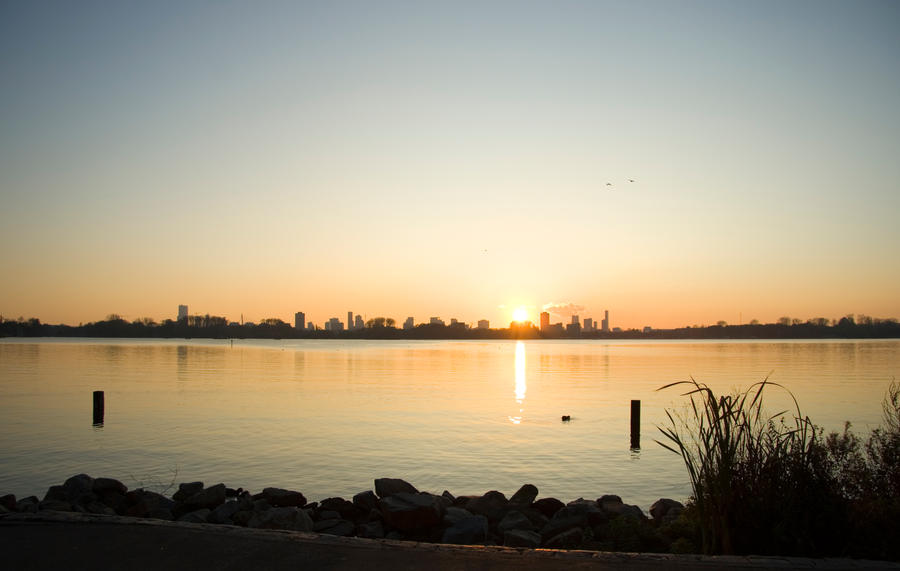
[649,498,684,521]
[441,515,489,545]
[178,508,211,523]
[509,484,539,509]
[319,497,358,520]
[352,491,379,513]
[565,498,607,525]
[504,529,542,548]
[544,527,584,549]
[123,489,175,518]
[532,497,564,519]
[374,478,418,498]
[379,492,442,531]
[498,510,535,534]
[313,519,356,536]
[63,474,96,504]
[442,506,474,527]
[258,487,306,508]
[357,520,385,539]
[208,500,243,524]
[464,491,508,522]
[16,496,39,513]
[92,478,127,496]
[248,507,313,531]
[0,494,15,511]
[184,483,226,511]
[173,482,204,503]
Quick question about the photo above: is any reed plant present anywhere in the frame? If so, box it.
[655,378,841,556]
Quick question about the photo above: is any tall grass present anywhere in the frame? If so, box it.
[655,378,839,556]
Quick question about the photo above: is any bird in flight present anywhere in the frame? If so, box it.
[628,179,635,183]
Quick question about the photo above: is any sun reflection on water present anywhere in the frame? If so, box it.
[509,341,526,424]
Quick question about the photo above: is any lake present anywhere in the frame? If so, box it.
[1,338,897,510]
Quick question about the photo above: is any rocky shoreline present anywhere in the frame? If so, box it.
[0,474,691,553]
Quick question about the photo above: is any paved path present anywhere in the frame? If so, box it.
[2,513,897,571]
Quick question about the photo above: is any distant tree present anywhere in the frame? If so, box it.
[260,318,287,327]
[366,317,387,328]
[791,318,803,326]
[106,314,124,322]
[808,317,829,327]
[778,316,792,326]
[385,318,396,328]
[716,320,728,327]
[133,317,157,327]
[749,319,760,325]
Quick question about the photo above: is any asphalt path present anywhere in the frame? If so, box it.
[2,513,897,571]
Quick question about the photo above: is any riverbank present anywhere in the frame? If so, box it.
[1,474,690,553]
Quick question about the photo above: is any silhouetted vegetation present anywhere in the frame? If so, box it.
[1,314,898,340]
[657,379,900,560]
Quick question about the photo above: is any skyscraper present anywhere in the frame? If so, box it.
[294,311,305,330]
[403,317,414,330]
[477,319,490,329]
[348,311,353,331]
[540,311,550,331]
[601,310,610,332]
[177,305,188,321]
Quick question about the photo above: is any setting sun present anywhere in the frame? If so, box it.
[512,307,529,323]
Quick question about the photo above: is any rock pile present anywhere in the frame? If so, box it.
[0,474,689,552]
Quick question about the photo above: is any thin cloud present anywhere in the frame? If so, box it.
[542,302,585,319]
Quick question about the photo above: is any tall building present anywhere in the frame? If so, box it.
[601,310,610,332]
[294,311,305,330]
[177,305,188,321]
[348,311,353,330]
[477,319,490,329]
[571,315,580,325]
[429,317,444,326]
[584,317,593,331]
[403,317,414,330]
[354,315,364,330]
[326,317,344,332]
[540,311,550,331]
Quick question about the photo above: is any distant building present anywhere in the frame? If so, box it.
[177,305,188,321]
[571,315,580,326]
[643,326,652,333]
[294,311,305,330]
[450,318,459,326]
[403,317,414,330]
[584,317,593,332]
[307,322,315,331]
[612,327,622,333]
[348,311,354,330]
[325,318,344,332]
[354,315,364,330]
[601,310,609,332]
[477,319,490,329]
[429,317,445,326]
[540,311,550,331]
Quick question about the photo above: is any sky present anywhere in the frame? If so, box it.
[2,0,899,329]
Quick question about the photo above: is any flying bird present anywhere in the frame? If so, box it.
[628,179,635,183]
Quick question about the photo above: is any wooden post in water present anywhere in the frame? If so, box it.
[93,390,104,426]
[630,399,640,449]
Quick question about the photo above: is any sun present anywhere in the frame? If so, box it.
[512,307,529,323]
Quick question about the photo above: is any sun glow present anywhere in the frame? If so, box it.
[512,307,529,323]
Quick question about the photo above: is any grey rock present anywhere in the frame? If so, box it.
[208,500,243,524]
[318,510,341,521]
[320,497,356,519]
[124,489,175,518]
[185,483,226,510]
[0,494,15,511]
[544,526,584,549]
[598,494,623,514]
[442,506,474,526]
[352,490,379,513]
[532,497,564,519]
[92,477,127,496]
[379,492,442,531]
[43,485,68,503]
[314,519,355,536]
[252,499,273,512]
[231,510,254,527]
[650,498,684,520]
[541,515,586,541]
[509,484,538,509]
[178,508,211,523]
[357,520,385,539]
[566,498,607,525]
[259,487,306,508]
[84,501,116,515]
[465,491,508,522]
[0,504,9,514]
[39,499,73,512]
[16,496,39,513]
[441,490,455,503]
[503,529,542,548]
[441,515,488,545]
[173,482,204,502]
[620,504,646,520]
[248,506,313,532]
[374,478,418,498]
[498,510,535,534]
[63,474,95,503]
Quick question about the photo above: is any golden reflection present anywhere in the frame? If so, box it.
[509,341,527,424]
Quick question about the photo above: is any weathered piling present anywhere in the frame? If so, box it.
[630,399,640,449]
[92,390,104,426]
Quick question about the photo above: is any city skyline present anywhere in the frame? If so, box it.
[2,2,899,330]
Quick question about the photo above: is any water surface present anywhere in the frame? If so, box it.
[1,338,896,510]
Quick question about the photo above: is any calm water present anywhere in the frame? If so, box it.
[1,338,897,510]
